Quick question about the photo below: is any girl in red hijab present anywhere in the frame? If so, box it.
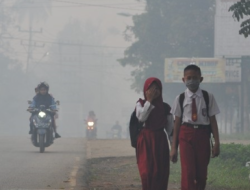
[135,77,172,190]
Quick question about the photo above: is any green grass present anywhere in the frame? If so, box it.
[169,144,250,190]
[207,158,249,190]
[169,162,181,184]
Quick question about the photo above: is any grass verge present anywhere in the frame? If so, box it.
[220,133,250,141]
[85,144,250,190]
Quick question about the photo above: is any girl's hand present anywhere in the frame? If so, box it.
[146,88,157,103]
[170,148,178,163]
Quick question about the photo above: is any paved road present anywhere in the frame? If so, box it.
[0,136,86,190]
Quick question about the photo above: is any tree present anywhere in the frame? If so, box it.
[0,52,38,134]
[0,0,14,53]
[229,0,250,38]
[119,0,215,93]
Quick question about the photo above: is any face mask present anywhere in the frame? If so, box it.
[185,79,200,91]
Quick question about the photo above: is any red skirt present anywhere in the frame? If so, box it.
[136,128,170,190]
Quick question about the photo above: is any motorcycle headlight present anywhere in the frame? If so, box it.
[38,111,46,118]
[88,122,94,126]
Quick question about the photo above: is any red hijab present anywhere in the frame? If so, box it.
[138,77,167,130]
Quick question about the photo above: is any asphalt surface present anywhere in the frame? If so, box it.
[0,136,86,190]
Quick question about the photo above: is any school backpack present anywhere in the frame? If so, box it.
[129,102,171,148]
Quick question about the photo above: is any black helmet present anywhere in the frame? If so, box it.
[38,82,49,91]
[89,111,95,116]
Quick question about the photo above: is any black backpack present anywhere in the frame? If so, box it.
[129,102,171,148]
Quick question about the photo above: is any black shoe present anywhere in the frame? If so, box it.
[55,133,61,138]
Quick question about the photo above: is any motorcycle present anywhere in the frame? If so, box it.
[28,99,60,119]
[29,105,55,153]
[111,129,121,139]
[85,119,97,139]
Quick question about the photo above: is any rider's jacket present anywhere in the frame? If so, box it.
[30,93,57,110]
[86,114,96,120]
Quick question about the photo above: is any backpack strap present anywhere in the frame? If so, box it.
[201,90,213,137]
[179,92,185,120]
[202,90,209,117]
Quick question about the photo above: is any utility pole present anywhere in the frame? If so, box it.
[241,57,250,133]
[0,0,10,48]
[0,0,16,55]
[0,0,4,49]
[18,11,44,72]
[56,40,85,136]
[0,0,5,32]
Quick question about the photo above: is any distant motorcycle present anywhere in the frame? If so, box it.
[28,105,55,153]
[111,129,121,139]
[85,119,97,139]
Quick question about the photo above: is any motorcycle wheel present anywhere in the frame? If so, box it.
[39,134,45,153]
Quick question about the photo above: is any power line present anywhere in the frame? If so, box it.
[13,52,124,59]
[2,36,127,49]
[51,0,144,11]
[0,0,144,11]
[0,5,144,9]
[33,62,133,82]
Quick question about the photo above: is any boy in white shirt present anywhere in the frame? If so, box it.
[170,65,220,190]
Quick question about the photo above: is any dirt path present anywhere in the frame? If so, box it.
[86,139,135,159]
[84,139,180,190]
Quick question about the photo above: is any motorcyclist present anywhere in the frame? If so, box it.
[111,121,122,138]
[28,86,40,131]
[28,82,61,138]
[35,87,39,94]
[87,111,97,121]
[86,111,97,137]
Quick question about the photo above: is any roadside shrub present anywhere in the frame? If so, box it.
[218,143,250,166]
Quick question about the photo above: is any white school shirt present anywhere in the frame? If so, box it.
[170,88,220,125]
[136,101,174,142]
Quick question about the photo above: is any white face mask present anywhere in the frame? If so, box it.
[185,79,200,91]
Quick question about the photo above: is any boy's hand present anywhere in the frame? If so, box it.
[212,143,220,158]
[146,88,157,103]
[170,148,178,163]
